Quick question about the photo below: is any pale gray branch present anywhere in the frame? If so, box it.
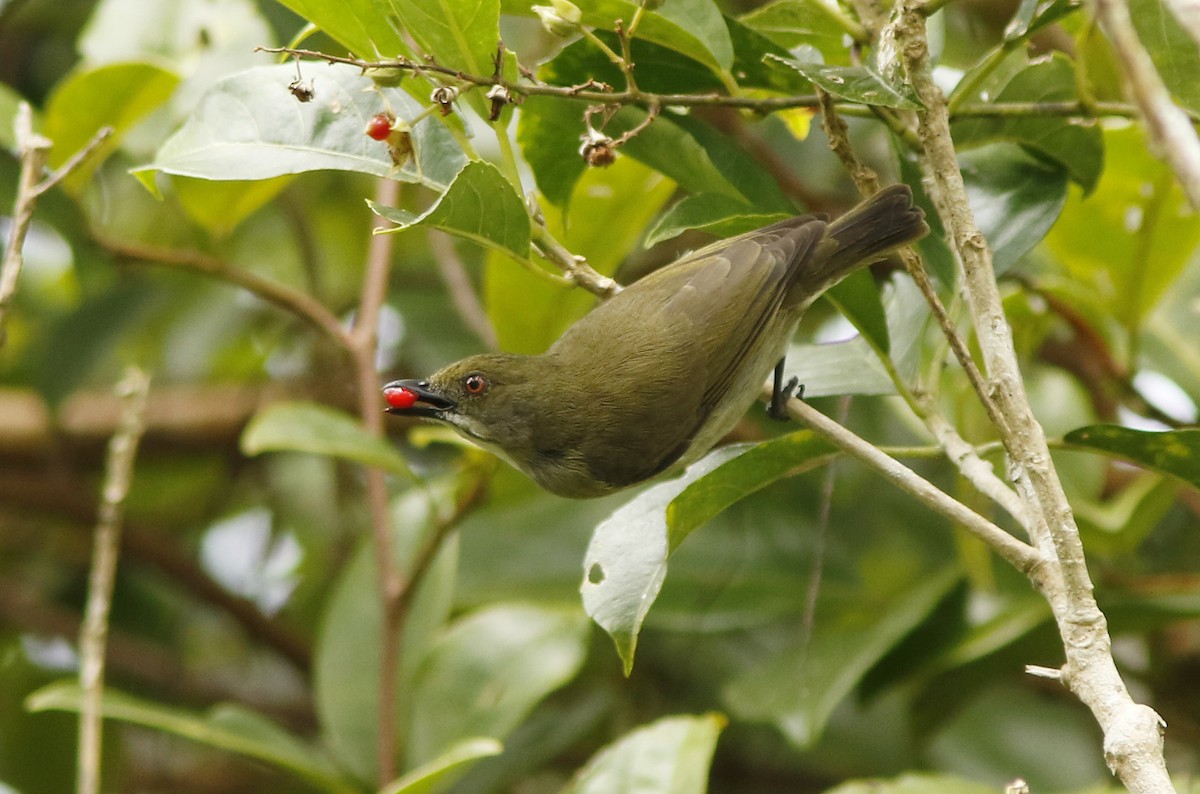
[894,2,1175,789]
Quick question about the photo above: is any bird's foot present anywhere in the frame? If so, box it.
[768,376,802,421]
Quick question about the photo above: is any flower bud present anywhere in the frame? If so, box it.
[532,0,582,36]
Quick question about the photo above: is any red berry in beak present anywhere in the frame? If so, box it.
[384,385,418,410]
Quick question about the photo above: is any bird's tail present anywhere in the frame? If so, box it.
[802,184,929,293]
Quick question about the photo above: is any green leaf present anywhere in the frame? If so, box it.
[635,0,734,73]
[666,432,838,549]
[765,55,923,109]
[516,93,589,209]
[643,194,790,248]
[406,603,589,766]
[371,160,530,260]
[1064,425,1200,491]
[43,61,180,192]
[786,274,930,397]
[485,156,675,353]
[582,433,837,673]
[274,0,411,58]
[959,142,1068,273]
[724,566,961,747]
[826,270,890,355]
[172,175,294,237]
[616,109,792,209]
[79,0,273,77]
[738,0,853,62]
[506,0,734,75]
[1129,0,1200,115]
[1074,473,1180,556]
[381,737,504,794]
[240,401,412,478]
[1003,0,1083,42]
[315,485,460,781]
[1046,126,1200,329]
[390,0,500,119]
[138,63,466,190]
[952,54,1104,192]
[561,713,726,794]
[26,682,356,794]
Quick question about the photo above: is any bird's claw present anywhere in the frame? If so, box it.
[768,376,802,421]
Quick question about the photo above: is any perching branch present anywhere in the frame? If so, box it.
[77,367,150,794]
[893,2,1175,790]
[781,389,1044,575]
[816,90,1030,532]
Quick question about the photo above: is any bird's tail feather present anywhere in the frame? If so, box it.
[805,184,929,291]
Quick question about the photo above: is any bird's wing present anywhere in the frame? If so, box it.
[544,218,826,489]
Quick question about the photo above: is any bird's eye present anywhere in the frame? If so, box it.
[463,373,489,395]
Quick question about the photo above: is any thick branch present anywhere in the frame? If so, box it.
[895,3,1174,789]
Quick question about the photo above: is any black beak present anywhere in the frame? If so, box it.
[382,379,457,419]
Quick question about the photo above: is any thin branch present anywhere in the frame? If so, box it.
[78,367,150,794]
[531,222,620,298]
[256,48,1165,122]
[1094,0,1200,209]
[780,389,1044,575]
[102,239,350,348]
[1,105,110,348]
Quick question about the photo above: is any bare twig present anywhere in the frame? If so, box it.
[894,2,1175,789]
[1094,0,1200,209]
[77,367,150,794]
[0,105,111,348]
[530,223,620,298]
[101,239,350,348]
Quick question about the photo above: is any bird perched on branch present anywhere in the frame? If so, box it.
[384,184,928,498]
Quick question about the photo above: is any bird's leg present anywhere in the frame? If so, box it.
[768,358,802,421]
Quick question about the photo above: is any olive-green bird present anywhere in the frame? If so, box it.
[384,184,928,497]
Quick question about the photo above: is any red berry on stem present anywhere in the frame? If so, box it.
[384,386,418,410]
[365,113,394,141]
